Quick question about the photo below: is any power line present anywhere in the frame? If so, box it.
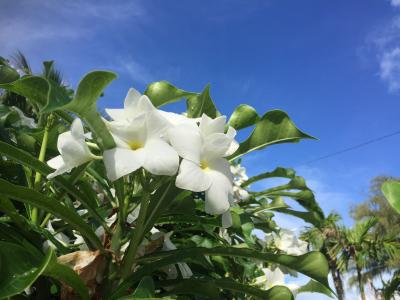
[301,129,400,165]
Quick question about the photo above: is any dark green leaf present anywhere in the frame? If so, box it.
[0,76,49,108]
[112,247,330,299]
[0,178,103,250]
[0,241,52,298]
[131,276,155,298]
[215,279,294,300]
[0,65,20,84]
[0,141,110,232]
[230,110,316,160]
[228,104,259,130]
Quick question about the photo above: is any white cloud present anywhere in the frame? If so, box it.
[380,47,400,92]
[0,0,146,53]
[391,0,400,7]
[364,12,400,92]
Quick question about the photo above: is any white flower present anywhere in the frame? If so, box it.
[168,114,239,215]
[255,267,285,289]
[43,220,69,250]
[103,88,179,181]
[47,118,95,179]
[274,229,308,256]
[255,267,300,294]
[230,163,250,202]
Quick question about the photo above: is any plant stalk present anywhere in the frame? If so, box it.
[31,114,53,224]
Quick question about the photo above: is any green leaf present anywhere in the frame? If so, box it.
[228,104,260,130]
[66,70,117,114]
[41,79,72,113]
[0,241,52,299]
[131,276,155,298]
[0,76,50,107]
[0,178,103,250]
[0,65,20,84]
[382,181,400,214]
[297,279,335,298]
[215,279,294,300]
[144,81,196,107]
[139,248,329,286]
[243,167,296,187]
[186,84,219,118]
[112,247,330,299]
[44,252,90,300]
[159,279,221,299]
[230,110,316,160]
[0,141,110,232]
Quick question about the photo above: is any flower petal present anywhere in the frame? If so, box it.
[105,108,126,121]
[202,133,232,160]
[175,159,211,192]
[222,211,233,228]
[143,138,179,176]
[224,126,239,156]
[123,88,142,108]
[47,155,64,170]
[146,110,172,139]
[103,147,145,181]
[168,123,201,164]
[208,158,233,182]
[199,114,226,136]
[204,169,232,214]
[70,118,85,140]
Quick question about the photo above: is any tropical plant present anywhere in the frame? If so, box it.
[302,213,346,300]
[0,56,332,299]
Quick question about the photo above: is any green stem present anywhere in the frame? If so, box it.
[120,191,150,279]
[31,114,53,224]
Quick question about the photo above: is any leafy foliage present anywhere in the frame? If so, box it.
[0,54,331,299]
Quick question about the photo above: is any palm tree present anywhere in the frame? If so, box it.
[338,218,378,300]
[0,51,66,119]
[302,213,346,300]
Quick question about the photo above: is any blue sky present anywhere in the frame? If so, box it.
[2,0,400,298]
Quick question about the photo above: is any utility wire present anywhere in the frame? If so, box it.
[301,129,400,165]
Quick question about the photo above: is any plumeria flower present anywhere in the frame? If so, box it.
[47,118,97,179]
[231,163,250,202]
[43,220,70,250]
[254,267,300,294]
[169,114,239,215]
[103,89,179,181]
[274,229,308,256]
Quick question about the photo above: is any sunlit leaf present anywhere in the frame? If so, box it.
[228,104,259,130]
[230,110,316,160]
[382,181,400,214]
[144,80,196,107]
[0,65,20,83]
[186,84,219,118]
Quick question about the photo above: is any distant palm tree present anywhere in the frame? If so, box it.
[0,50,66,119]
[338,218,379,300]
[302,213,346,300]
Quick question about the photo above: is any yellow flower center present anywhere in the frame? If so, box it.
[128,140,144,150]
[200,160,209,171]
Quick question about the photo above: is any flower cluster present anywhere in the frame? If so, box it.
[47,88,238,217]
